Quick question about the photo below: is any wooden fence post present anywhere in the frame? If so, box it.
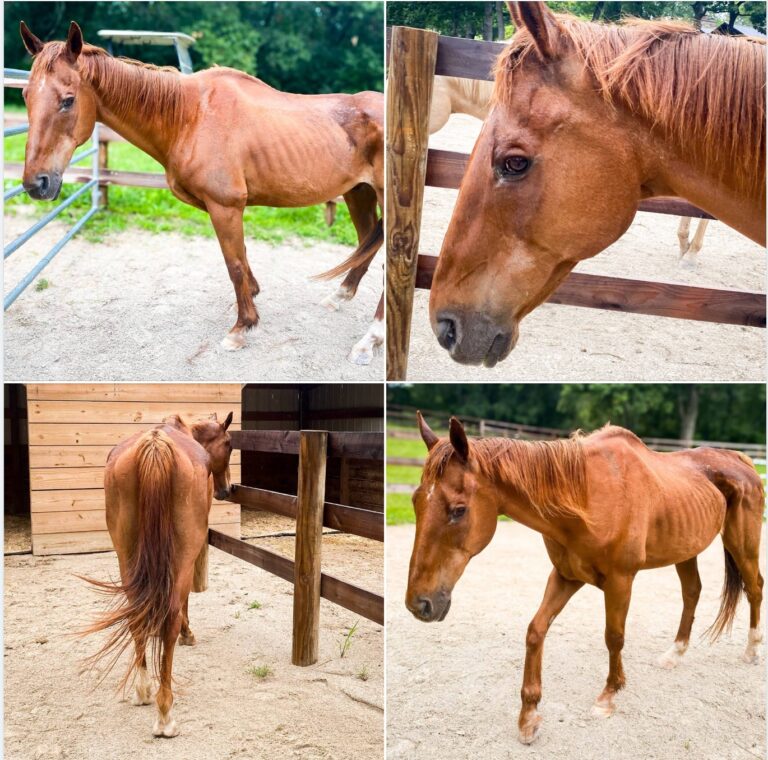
[292,430,328,666]
[386,26,438,381]
[98,137,109,207]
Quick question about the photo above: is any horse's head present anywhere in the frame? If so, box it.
[192,412,235,501]
[429,1,643,366]
[19,21,97,200]
[405,413,498,622]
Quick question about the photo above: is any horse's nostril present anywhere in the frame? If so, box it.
[436,318,457,351]
[418,596,433,619]
[36,174,50,193]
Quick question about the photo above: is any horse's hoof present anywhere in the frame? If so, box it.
[348,347,372,366]
[518,714,542,745]
[178,632,196,647]
[220,333,246,351]
[153,718,179,738]
[131,690,153,706]
[656,641,686,670]
[591,698,615,719]
[320,294,342,311]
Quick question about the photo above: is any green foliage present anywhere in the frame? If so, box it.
[387,384,766,444]
[338,621,359,658]
[247,664,273,679]
[387,493,415,525]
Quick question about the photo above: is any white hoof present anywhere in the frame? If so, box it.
[656,640,687,670]
[743,627,763,664]
[320,294,342,311]
[320,286,352,312]
[348,347,373,366]
[131,689,153,706]
[220,332,246,351]
[591,699,615,719]
[153,715,179,738]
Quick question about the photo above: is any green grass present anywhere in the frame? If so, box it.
[248,600,262,610]
[387,464,422,486]
[338,621,359,659]
[34,278,50,292]
[4,105,357,246]
[247,664,273,679]
[387,492,415,525]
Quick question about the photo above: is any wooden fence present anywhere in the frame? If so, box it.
[385,27,767,380]
[210,428,384,667]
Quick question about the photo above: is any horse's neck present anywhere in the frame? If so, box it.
[643,146,765,244]
[85,57,184,165]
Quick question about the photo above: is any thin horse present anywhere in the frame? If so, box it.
[429,1,765,366]
[82,412,234,737]
[407,413,763,744]
[19,22,383,362]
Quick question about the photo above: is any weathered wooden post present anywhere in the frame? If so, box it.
[98,136,109,207]
[292,429,328,666]
[386,26,438,380]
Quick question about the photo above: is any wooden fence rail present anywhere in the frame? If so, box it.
[385,26,766,379]
[209,428,384,666]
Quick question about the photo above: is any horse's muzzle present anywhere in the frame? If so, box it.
[24,171,62,201]
[406,590,452,622]
[434,309,518,368]
[215,484,233,501]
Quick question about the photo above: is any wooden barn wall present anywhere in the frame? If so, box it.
[241,384,383,511]
[26,384,243,556]
[5,384,30,517]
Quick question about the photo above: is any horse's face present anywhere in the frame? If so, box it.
[429,2,642,366]
[405,414,498,622]
[20,22,96,200]
[194,412,235,501]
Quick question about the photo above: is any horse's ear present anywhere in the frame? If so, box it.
[507,1,559,60]
[222,411,234,431]
[416,411,438,451]
[20,21,44,56]
[64,21,83,62]
[449,417,470,463]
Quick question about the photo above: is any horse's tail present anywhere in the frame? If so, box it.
[79,429,176,689]
[704,547,745,642]
[312,217,383,281]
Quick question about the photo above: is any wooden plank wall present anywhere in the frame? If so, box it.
[26,384,243,556]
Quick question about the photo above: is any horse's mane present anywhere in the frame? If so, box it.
[493,15,766,197]
[32,41,185,130]
[423,434,588,520]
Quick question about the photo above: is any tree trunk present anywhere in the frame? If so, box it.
[483,2,494,41]
[496,1,505,39]
[678,386,700,446]
[592,2,606,21]
[692,1,708,30]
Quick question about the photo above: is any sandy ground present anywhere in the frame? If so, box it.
[387,523,765,760]
[5,536,383,760]
[405,115,765,381]
[3,208,383,381]
[4,514,31,554]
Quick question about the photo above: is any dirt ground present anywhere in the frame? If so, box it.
[387,522,765,760]
[406,115,765,382]
[4,532,383,760]
[4,515,31,554]
[3,208,383,381]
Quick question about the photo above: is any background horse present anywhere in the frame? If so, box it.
[19,22,383,362]
[429,1,765,366]
[407,412,763,744]
[82,412,233,737]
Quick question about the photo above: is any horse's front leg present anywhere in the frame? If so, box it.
[207,202,260,350]
[592,573,634,719]
[348,292,384,365]
[518,568,583,744]
[178,595,195,646]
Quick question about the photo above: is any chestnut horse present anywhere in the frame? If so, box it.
[407,413,763,744]
[430,1,766,366]
[19,22,383,361]
[82,412,233,737]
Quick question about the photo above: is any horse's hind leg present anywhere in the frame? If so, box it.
[207,202,260,350]
[153,604,183,738]
[348,292,384,365]
[657,557,701,669]
[321,184,378,310]
[178,595,195,647]
[517,568,583,744]
[130,627,153,706]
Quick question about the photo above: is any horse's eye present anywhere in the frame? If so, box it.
[450,505,467,523]
[60,96,75,110]
[501,155,531,178]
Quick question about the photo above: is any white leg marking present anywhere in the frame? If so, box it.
[657,639,688,670]
[348,318,384,366]
[591,693,616,719]
[320,284,353,312]
[220,331,246,351]
[743,626,763,664]
[153,709,180,738]
[131,667,153,706]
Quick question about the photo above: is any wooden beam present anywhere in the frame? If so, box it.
[425,149,715,219]
[230,430,383,461]
[292,431,328,667]
[386,26,439,381]
[229,485,384,542]
[415,254,765,328]
[4,162,167,189]
[208,529,384,625]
